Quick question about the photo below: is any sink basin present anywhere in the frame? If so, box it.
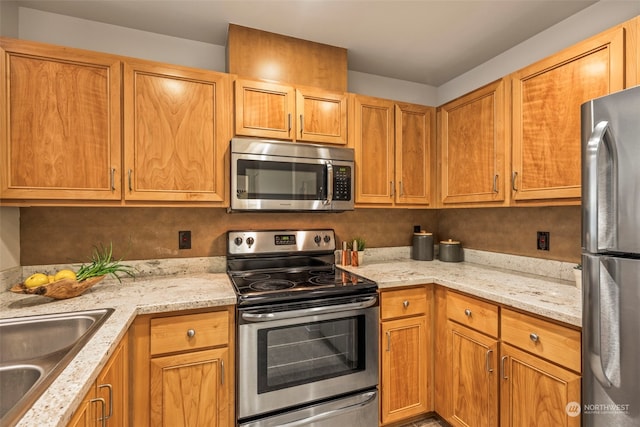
[0,308,114,427]
[0,365,44,418]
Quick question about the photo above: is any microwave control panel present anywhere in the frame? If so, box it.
[333,166,352,201]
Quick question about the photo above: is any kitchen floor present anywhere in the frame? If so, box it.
[398,416,449,427]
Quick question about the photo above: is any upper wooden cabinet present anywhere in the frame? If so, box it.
[0,38,122,201]
[395,103,436,205]
[124,59,231,202]
[351,94,435,207]
[438,79,508,207]
[510,26,625,203]
[234,79,348,145]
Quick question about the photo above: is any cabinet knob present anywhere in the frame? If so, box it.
[187,329,196,338]
[529,332,539,343]
[403,300,410,308]
[464,309,472,317]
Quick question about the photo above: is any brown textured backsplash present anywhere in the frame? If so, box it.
[437,206,581,263]
[19,206,580,266]
[19,208,437,265]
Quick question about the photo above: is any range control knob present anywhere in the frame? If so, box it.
[324,235,331,243]
[234,237,243,246]
[246,237,255,247]
[314,235,322,245]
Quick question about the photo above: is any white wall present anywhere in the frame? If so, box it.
[17,7,438,106]
[438,1,640,105]
[0,207,20,270]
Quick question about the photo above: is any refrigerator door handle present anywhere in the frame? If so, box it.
[584,120,618,253]
[584,256,613,388]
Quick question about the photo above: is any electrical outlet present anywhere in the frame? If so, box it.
[179,230,191,250]
[537,231,550,251]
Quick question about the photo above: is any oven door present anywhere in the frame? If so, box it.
[237,295,379,420]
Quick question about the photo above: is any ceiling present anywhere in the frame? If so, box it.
[14,0,598,86]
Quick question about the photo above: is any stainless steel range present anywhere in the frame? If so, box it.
[227,229,379,427]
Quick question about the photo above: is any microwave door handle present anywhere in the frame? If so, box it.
[241,296,377,322]
[584,120,618,253]
[325,162,334,205]
[277,391,377,427]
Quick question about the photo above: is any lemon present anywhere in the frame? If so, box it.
[48,275,55,283]
[24,273,49,288]
[54,269,77,282]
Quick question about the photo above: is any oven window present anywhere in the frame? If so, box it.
[236,159,326,200]
[257,315,366,393]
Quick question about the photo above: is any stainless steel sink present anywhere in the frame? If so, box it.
[0,308,114,427]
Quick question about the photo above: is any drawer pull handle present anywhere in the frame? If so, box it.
[529,333,539,343]
[187,329,196,338]
[464,309,472,317]
[403,300,410,308]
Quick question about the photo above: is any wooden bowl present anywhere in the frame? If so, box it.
[10,275,105,299]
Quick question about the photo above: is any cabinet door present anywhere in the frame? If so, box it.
[439,79,507,206]
[234,79,295,140]
[295,88,347,144]
[96,333,128,427]
[123,60,230,202]
[448,322,499,427]
[67,393,97,427]
[511,27,625,202]
[395,103,435,206]
[150,347,229,427]
[500,344,581,427]
[351,94,395,205]
[380,316,428,424]
[0,39,121,200]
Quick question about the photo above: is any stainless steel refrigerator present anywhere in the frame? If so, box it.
[581,85,640,427]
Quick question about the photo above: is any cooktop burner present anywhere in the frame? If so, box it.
[226,229,378,306]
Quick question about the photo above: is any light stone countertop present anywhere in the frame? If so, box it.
[0,250,581,427]
[0,273,236,427]
[340,258,581,327]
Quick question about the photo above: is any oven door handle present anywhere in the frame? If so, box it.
[240,296,378,322]
[276,390,377,427]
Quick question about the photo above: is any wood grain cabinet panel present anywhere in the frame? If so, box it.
[447,320,499,427]
[439,79,507,206]
[0,38,121,201]
[67,332,129,427]
[511,26,625,202]
[379,286,432,425]
[351,94,435,207]
[124,59,230,202]
[500,344,581,427]
[130,307,234,427]
[234,79,347,144]
[395,103,435,205]
[150,348,229,427]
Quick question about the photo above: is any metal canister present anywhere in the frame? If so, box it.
[439,239,463,262]
[412,231,434,261]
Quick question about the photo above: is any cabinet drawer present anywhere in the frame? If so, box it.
[150,311,229,356]
[446,291,499,338]
[381,287,428,320]
[501,308,581,372]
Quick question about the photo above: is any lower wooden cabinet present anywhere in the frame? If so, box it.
[379,286,431,425]
[448,322,498,427]
[500,344,581,427]
[130,307,235,427]
[435,288,582,427]
[67,332,129,427]
[150,347,230,426]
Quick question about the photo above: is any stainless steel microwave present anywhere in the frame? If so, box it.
[230,138,354,211]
